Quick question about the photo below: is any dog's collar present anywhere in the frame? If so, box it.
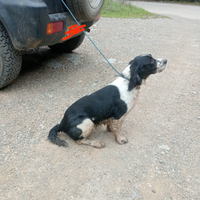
[118,74,141,88]
[119,73,130,81]
[119,74,140,82]
[118,74,140,90]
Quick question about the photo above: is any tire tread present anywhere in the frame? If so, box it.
[0,22,22,89]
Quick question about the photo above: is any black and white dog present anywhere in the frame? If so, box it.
[48,54,167,148]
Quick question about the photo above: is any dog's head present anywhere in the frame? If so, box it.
[122,54,167,91]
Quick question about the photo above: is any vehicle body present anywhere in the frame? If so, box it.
[0,0,105,89]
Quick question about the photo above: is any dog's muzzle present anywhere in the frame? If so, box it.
[156,59,167,73]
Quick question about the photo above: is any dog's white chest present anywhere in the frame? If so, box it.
[111,78,139,112]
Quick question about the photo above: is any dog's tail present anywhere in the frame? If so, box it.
[48,124,68,147]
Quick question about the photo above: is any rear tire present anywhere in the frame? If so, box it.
[65,0,105,21]
[49,33,85,53]
[0,22,22,89]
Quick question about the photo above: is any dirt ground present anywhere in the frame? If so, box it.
[0,14,200,200]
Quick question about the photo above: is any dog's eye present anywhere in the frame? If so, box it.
[151,59,154,63]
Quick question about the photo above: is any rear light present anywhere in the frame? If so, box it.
[47,21,63,35]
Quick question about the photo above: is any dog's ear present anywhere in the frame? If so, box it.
[128,64,142,91]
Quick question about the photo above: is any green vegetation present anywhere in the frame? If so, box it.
[101,0,155,18]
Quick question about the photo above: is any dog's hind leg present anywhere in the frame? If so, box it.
[107,117,128,145]
[75,118,105,148]
[77,139,105,149]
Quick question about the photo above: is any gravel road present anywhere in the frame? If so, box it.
[128,1,200,20]
[1,6,200,200]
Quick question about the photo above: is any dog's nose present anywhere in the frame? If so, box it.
[163,59,167,65]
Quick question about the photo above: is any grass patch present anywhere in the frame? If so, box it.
[101,0,155,18]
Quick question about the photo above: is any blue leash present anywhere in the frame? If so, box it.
[60,0,129,81]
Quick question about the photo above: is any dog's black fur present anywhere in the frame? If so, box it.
[48,85,128,146]
[48,54,167,147]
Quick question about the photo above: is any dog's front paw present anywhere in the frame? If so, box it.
[94,141,106,149]
[116,136,128,145]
